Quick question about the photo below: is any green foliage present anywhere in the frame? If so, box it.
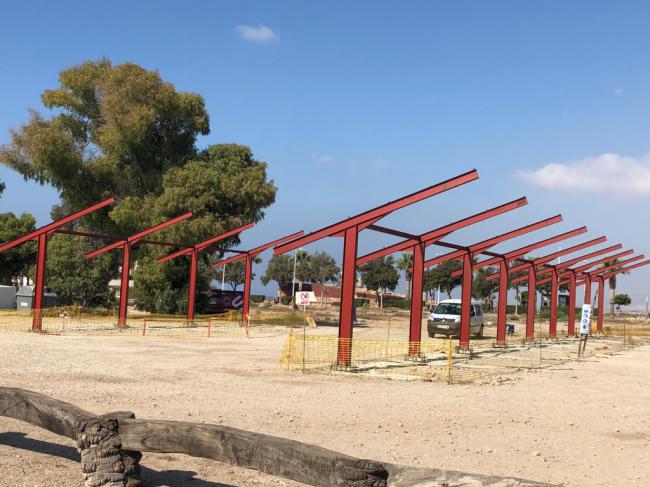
[261,254,295,295]
[614,293,631,306]
[472,266,499,301]
[396,252,414,296]
[279,295,293,305]
[0,59,209,227]
[221,257,261,290]
[331,298,371,308]
[383,297,413,310]
[0,212,37,285]
[360,256,399,292]
[423,260,463,298]
[250,295,265,304]
[305,251,340,286]
[0,59,277,313]
[45,233,115,307]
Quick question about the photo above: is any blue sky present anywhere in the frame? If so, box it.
[1,1,649,306]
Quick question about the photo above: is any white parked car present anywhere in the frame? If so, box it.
[426,299,484,338]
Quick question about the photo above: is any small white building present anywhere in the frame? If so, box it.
[0,285,16,309]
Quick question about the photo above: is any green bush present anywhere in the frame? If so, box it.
[383,297,412,310]
[331,298,371,308]
[280,295,293,305]
[250,295,265,304]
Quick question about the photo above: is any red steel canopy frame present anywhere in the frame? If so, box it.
[440,226,590,344]
[355,197,529,356]
[513,250,641,334]
[85,212,193,327]
[500,242,624,335]
[274,169,480,366]
[419,216,574,349]
[568,259,650,333]
[0,197,116,330]
[156,222,255,323]
[212,230,305,324]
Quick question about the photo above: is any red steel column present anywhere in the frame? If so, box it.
[496,259,508,345]
[584,278,592,307]
[187,249,198,323]
[408,243,425,356]
[242,254,253,325]
[117,244,131,328]
[32,233,48,330]
[459,251,473,350]
[568,272,576,336]
[549,268,559,338]
[597,277,605,334]
[337,226,359,365]
[526,265,536,341]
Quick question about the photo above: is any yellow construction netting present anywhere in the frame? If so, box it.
[0,311,248,338]
[281,331,649,384]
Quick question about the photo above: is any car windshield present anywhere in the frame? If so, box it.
[433,303,461,315]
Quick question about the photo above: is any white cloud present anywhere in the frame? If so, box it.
[372,158,390,170]
[235,24,280,43]
[518,153,650,198]
[311,153,336,164]
[614,88,624,97]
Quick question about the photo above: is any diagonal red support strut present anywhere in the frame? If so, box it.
[85,212,193,327]
[212,231,306,325]
[0,197,116,330]
[354,197,528,356]
[274,170,480,366]
[154,222,254,323]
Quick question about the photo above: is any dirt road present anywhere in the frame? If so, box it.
[1,331,648,486]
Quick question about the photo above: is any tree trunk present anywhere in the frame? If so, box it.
[405,274,412,299]
[514,287,520,315]
[609,284,616,315]
[379,288,384,309]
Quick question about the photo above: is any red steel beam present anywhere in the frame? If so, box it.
[423,215,565,349]
[0,197,116,252]
[497,237,609,280]
[274,170,480,366]
[448,226,591,342]
[423,215,564,269]
[601,259,650,280]
[212,231,306,324]
[85,212,193,327]
[154,222,254,323]
[274,169,479,256]
[0,197,116,330]
[85,212,193,259]
[560,254,645,286]
[55,229,186,248]
[470,226,589,270]
[356,197,527,266]
[356,197,528,356]
[526,249,636,287]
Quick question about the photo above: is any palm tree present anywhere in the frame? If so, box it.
[396,252,414,298]
[601,259,628,314]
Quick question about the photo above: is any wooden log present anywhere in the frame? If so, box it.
[0,387,141,487]
[118,418,388,486]
[0,387,387,486]
[1,387,546,486]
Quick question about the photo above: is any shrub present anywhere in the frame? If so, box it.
[280,295,293,305]
[250,295,265,304]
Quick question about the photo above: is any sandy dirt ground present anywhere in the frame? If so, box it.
[1,324,649,487]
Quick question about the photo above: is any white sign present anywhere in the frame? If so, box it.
[580,304,592,335]
[297,291,316,306]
